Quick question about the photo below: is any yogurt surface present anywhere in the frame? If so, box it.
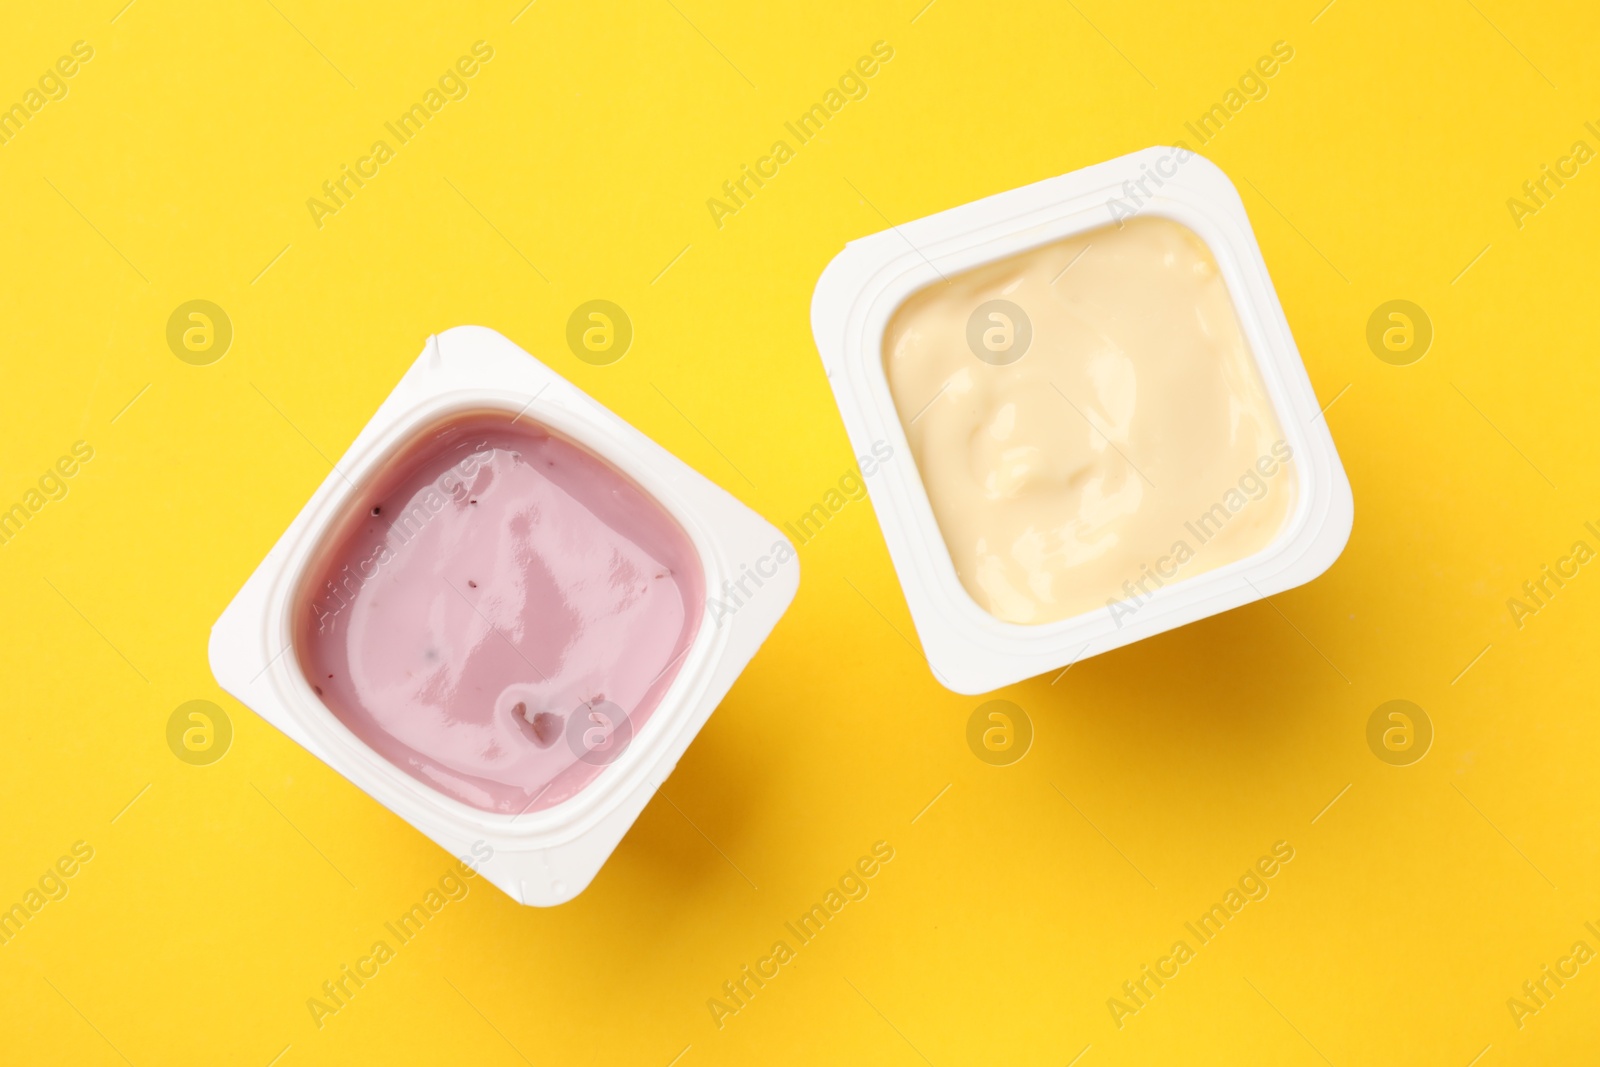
[883,216,1296,625]
[296,411,703,814]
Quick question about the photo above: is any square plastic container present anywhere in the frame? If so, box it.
[810,147,1352,694]
[210,326,798,905]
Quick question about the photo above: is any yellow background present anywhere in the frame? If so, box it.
[3,0,1597,1063]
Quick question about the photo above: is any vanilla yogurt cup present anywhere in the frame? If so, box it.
[210,327,797,905]
[811,147,1353,694]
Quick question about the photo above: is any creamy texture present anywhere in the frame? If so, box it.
[883,216,1294,624]
[295,412,703,814]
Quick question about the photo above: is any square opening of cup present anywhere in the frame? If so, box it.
[882,215,1297,626]
[292,409,705,814]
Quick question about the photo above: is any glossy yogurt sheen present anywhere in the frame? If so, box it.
[295,411,704,814]
[883,215,1296,625]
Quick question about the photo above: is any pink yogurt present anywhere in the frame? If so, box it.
[294,411,704,814]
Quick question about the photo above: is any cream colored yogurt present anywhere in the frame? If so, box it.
[883,215,1295,625]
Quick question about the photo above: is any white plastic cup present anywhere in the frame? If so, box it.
[810,147,1353,694]
[210,326,798,905]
